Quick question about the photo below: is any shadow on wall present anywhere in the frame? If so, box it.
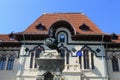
[92,65,102,76]
[16,56,27,75]
[81,66,102,80]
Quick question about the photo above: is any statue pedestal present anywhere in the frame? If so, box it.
[35,50,64,80]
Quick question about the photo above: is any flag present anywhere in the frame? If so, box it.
[76,51,82,57]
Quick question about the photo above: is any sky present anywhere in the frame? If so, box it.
[0,0,120,34]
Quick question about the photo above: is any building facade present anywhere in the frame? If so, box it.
[0,13,120,80]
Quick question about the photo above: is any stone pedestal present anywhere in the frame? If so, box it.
[35,50,64,80]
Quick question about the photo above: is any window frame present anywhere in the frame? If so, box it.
[29,46,44,69]
[34,48,42,68]
[60,34,65,42]
[59,46,71,65]
[7,55,15,70]
[77,46,95,70]
[57,32,67,43]
[111,56,119,72]
[83,49,90,69]
[0,56,6,70]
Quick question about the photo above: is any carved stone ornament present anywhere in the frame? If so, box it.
[40,50,60,58]
[0,51,18,58]
[109,52,120,59]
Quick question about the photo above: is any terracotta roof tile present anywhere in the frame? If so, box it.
[0,34,17,42]
[1,13,120,44]
[112,35,120,43]
[0,34,9,41]
[24,13,104,35]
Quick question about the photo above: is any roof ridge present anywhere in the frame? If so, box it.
[43,12,84,15]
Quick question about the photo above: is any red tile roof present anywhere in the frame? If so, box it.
[0,34,17,42]
[112,35,120,43]
[24,13,104,35]
[0,34,9,41]
[0,13,120,43]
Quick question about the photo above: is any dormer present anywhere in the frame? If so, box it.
[36,23,46,31]
[79,24,92,32]
[111,33,118,40]
[9,32,15,40]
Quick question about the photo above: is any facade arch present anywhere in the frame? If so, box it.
[49,20,76,38]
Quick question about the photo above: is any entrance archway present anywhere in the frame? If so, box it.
[44,72,54,80]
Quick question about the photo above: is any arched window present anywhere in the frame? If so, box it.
[111,56,119,71]
[60,48,65,58]
[78,46,95,69]
[91,53,94,69]
[83,49,89,69]
[30,52,34,68]
[59,46,70,65]
[29,46,43,68]
[66,52,69,64]
[76,51,82,68]
[0,55,6,70]
[60,34,65,42]
[34,49,42,68]
[7,55,15,70]
[57,32,68,43]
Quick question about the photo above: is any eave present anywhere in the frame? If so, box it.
[72,34,111,42]
[0,41,22,47]
[15,33,49,41]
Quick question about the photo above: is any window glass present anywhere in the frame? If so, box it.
[60,49,65,58]
[79,24,90,32]
[91,53,94,69]
[36,23,45,31]
[34,49,41,68]
[7,55,15,70]
[30,52,34,68]
[38,26,44,30]
[0,56,6,70]
[112,56,119,71]
[30,48,42,68]
[60,34,65,42]
[10,36,14,40]
[83,50,89,69]
[66,53,69,64]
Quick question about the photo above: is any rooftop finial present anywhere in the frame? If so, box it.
[80,8,84,15]
[43,12,47,14]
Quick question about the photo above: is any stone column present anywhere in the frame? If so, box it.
[81,51,84,70]
[89,51,91,69]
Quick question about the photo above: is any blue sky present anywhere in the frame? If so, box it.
[0,0,120,34]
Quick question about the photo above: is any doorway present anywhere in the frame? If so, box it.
[44,72,54,80]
